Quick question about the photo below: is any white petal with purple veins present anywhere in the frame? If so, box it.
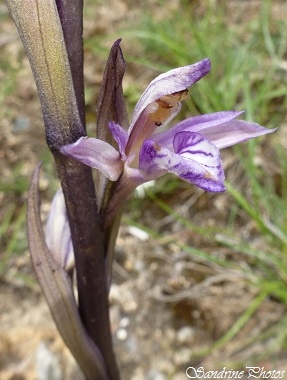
[139,133,225,192]
[173,131,224,183]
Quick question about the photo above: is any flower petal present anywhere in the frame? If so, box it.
[199,120,277,149]
[61,136,123,181]
[173,131,224,184]
[140,133,225,192]
[129,58,211,134]
[153,111,244,149]
[109,121,129,159]
[153,111,276,150]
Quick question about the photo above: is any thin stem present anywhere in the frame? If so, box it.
[55,0,86,128]
[54,152,120,380]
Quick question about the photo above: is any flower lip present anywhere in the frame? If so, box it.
[139,131,225,192]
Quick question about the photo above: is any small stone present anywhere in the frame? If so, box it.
[35,342,62,380]
[13,117,30,132]
[146,369,166,380]
[119,316,130,328]
[176,326,195,344]
[116,328,128,341]
[174,348,192,365]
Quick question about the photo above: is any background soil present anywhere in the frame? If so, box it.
[0,1,287,379]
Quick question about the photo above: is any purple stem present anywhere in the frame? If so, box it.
[52,3,120,377]
[53,152,120,380]
[55,0,86,128]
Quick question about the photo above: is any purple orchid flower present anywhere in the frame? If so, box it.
[61,58,275,195]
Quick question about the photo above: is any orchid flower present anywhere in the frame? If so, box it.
[61,59,275,190]
[61,58,275,224]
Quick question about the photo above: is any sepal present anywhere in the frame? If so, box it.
[27,164,108,380]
